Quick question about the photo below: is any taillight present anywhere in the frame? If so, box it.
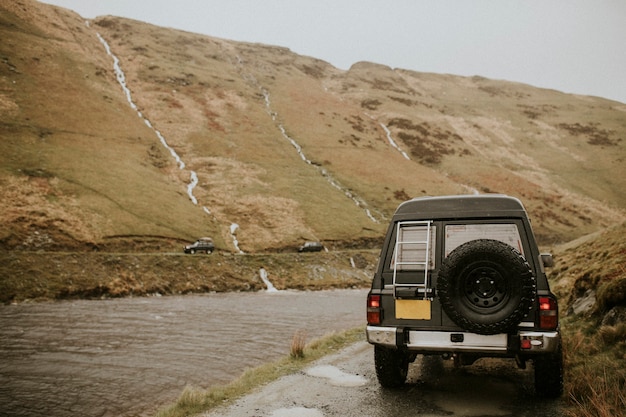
[367,294,381,325]
[538,296,558,330]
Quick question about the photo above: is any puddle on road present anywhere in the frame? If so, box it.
[415,357,522,416]
[430,381,514,416]
[306,364,368,387]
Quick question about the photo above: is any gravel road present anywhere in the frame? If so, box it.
[205,341,565,417]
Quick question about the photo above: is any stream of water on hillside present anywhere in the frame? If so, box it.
[0,289,367,417]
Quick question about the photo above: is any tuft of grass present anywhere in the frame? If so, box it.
[290,330,307,359]
[565,366,626,417]
[155,327,364,417]
[597,323,626,347]
[561,316,626,417]
[596,276,626,314]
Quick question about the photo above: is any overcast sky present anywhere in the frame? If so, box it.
[40,0,626,104]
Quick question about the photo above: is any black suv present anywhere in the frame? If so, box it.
[183,237,214,254]
[366,195,563,397]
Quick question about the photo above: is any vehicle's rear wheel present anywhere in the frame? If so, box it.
[437,239,536,335]
[534,343,564,398]
[374,345,409,388]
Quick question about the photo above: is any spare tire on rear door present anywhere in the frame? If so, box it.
[437,239,536,335]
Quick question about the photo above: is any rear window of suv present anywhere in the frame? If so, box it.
[445,224,523,256]
[389,222,524,271]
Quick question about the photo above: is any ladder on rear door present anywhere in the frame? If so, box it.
[392,220,433,300]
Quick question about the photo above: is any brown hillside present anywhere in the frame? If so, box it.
[1,0,625,253]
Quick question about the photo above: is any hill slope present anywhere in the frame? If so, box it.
[1,0,625,253]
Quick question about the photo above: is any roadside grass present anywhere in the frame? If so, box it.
[550,223,626,417]
[561,317,626,417]
[154,327,365,417]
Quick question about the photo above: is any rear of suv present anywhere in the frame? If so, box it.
[366,195,563,397]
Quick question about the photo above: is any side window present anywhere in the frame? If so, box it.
[444,224,523,257]
[390,222,436,270]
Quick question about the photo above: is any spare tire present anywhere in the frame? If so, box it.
[437,239,535,335]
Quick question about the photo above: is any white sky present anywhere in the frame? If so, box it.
[40,0,626,104]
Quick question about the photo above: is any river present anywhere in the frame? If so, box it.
[0,289,367,417]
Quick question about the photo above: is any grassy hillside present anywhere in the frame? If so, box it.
[0,0,222,250]
[1,0,625,254]
[548,222,626,416]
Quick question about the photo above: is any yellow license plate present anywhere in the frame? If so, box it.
[395,299,431,320]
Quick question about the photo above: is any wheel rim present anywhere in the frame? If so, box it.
[462,265,508,310]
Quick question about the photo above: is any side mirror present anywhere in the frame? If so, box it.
[540,253,554,268]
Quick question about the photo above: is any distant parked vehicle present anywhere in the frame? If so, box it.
[298,241,324,252]
[184,237,214,254]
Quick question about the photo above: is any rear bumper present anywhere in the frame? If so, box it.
[366,325,560,354]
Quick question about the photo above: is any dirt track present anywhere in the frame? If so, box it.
[206,341,566,417]
[0,250,377,303]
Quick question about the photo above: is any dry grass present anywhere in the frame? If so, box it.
[290,330,307,359]
[567,372,626,417]
[549,223,626,416]
[561,319,626,417]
